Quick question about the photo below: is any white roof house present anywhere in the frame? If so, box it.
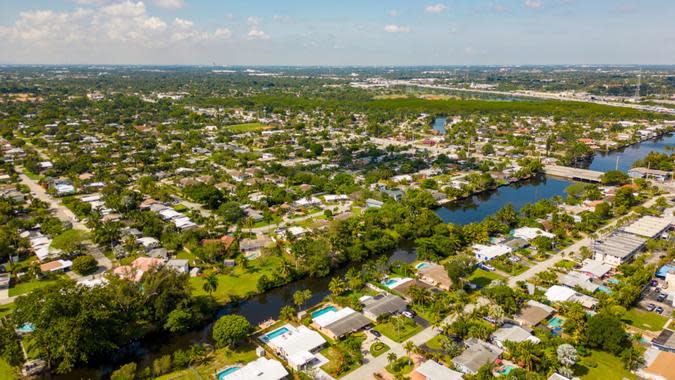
[262,324,325,371]
[219,357,288,380]
[579,259,613,278]
[512,227,555,241]
[159,208,183,220]
[545,285,576,302]
[473,244,512,262]
[414,359,463,380]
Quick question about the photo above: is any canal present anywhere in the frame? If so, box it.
[59,130,671,378]
[434,129,673,225]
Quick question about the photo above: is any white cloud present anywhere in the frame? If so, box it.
[247,16,269,39]
[425,3,447,14]
[384,24,410,33]
[152,0,185,9]
[389,9,400,17]
[213,27,231,39]
[1,1,227,50]
[524,0,542,9]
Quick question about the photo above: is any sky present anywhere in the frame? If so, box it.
[0,0,674,66]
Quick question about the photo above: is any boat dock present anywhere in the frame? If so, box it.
[544,165,604,183]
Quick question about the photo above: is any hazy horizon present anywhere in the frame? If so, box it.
[1,0,674,65]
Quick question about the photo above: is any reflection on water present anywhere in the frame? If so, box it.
[435,175,571,225]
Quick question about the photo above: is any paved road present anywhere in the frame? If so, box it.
[17,169,112,273]
[508,192,673,286]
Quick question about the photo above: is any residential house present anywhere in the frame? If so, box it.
[417,263,453,290]
[361,293,408,321]
[452,338,503,375]
[490,323,541,349]
[411,359,463,380]
[513,300,555,328]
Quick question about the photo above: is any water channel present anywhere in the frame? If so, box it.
[60,127,672,378]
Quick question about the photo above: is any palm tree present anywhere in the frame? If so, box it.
[386,352,397,365]
[403,341,416,357]
[328,277,346,297]
[202,272,219,295]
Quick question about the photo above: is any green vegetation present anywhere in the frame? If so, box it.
[467,268,504,288]
[374,316,423,343]
[320,333,365,378]
[622,308,669,332]
[0,358,18,380]
[50,229,88,253]
[8,277,61,297]
[212,315,252,348]
[576,350,636,380]
[369,341,389,357]
[189,255,284,303]
[226,122,272,133]
[385,356,413,375]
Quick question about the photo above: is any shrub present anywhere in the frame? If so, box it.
[212,315,252,348]
[72,255,98,275]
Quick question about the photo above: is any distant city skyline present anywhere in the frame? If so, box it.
[0,0,673,65]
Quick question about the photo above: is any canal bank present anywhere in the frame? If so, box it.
[434,131,674,225]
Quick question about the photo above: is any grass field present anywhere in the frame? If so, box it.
[190,255,283,303]
[576,350,636,380]
[226,122,273,133]
[622,308,669,332]
[0,303,15,318]
[0,358,18,380]
[374,317,423,343]
[8,277,61,297]
[468,268,505,289]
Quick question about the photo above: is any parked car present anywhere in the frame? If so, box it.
[655,306,664,314]
[478,263,495,272]
[657,293,667,302]
[370,330,381,338]
[646,303,656,312]
[402,310,416,319]
[650,280,658,287]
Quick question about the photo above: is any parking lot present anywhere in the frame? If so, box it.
[638,287,673,317]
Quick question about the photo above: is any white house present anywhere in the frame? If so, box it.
[473,244,512,262]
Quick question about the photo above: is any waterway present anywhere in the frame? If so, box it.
[434,131,674,225]
[58,246,417,379]
[57,131,671,378]
[432,116,446,134]
[435,175,572,225]
[581,132,674,172]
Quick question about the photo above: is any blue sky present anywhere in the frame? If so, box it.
[0,0,673,65]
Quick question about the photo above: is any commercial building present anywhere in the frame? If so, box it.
[592,232,646,266]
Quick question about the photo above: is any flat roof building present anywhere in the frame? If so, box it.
[219,357,288,380]
[361,293,408,321]
[622,215,671,239]
[593,232,646,266]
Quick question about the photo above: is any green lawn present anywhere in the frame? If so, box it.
[226,122,273,133]
[0,303,15,318]
[190,255,284,303]
[0,358,18,380]
[369,341,389,357]
[576,351,636,380]
[467,268,505,289]
[622,308,669,332]
[374,317,423,343]
[320,333,366,378]
[156,343,258,380]
[8,277,61,297]
[386,356,413,375]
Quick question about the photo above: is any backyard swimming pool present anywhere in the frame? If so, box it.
[548,316,564,328]
[415,262,429,269]
[217,367,240,380]
[311,305,337,319]
[261,327,289,342]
